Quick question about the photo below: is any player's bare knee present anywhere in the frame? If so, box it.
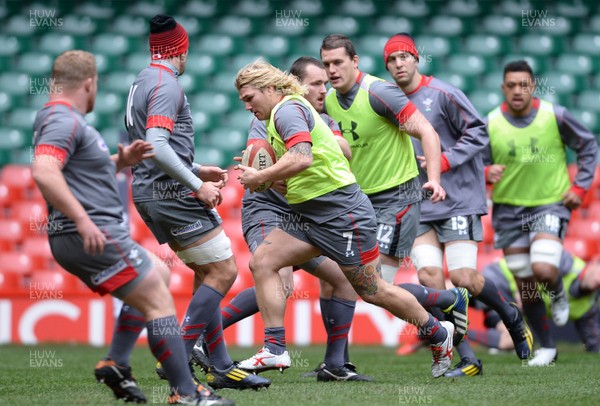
[531,262,558,285]
[418,266,441,287]
[148,252,170,285]
[449,268,480,292]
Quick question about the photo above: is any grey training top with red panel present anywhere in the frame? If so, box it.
[242,111,346,229]
[482,98,598,230]
[406,75,489,222]
[125,63,195,202]
[33,101,123,235]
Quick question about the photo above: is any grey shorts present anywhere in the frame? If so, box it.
[49,223,152,297]
[494,212,568,249]
[372,201,420,260]
[417,215,483,243]
[135,196,222,246]
[242,209,327,272]
[282,198,379,267]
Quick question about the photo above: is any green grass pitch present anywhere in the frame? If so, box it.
[0,344,598,405]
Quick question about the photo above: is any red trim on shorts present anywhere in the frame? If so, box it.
[395,204,411,224]
[35,144,68,164]
[347,212,380,265]
[93,230,138,296]
[285,132,312,149]
[146,115,175,132]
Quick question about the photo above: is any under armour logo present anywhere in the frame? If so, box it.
[339,121,359,141]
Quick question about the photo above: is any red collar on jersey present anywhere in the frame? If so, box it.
[150,63,176,76]
[44,100,73,108]
[405,74,432,96]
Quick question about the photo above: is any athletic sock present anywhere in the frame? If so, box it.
[522,298,555,348]
[146,316,196,396]
[205,311,233,369]
[221,287,259,329]
[181,284,224,356]
[548,277,565,297]
[107,304,146,367]
[418,314,447,345]
[399,283,457,309]
[456,340,478,363]
[319,297,331,335]
[264,327,286,355]
[323,297,355,369]
[467,329,502,349]
[475,276,518,324]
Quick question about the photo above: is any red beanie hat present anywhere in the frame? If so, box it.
[149,15,189,61]
[383,34,419,64]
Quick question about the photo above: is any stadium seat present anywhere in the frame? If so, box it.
[0,181,20,209]
[414,35,454,58]
[191,92,232,116]
[178,74,200,93]
[230,54,272,72]
[567,218,600,239]
[91,34,131,56]
[0,34,21,58]
[428,15,464,37]
[464,35,509,57]
[191,110,214,133]
[572,33,600,57]
[0,72,31,97]
[563,237,597,261]
[124,53,150,73]
[371,16,414,36]
[481,71,505,91]
[194,146,226,167]
[481,214,494,245]
[0,128,26,152]
[194,34,241,56]
[434,73,477,94]
[539,72,585,95]
[480,15,518,36]
[0,252,32,275]
[29,269,79,295]
[208,127,247,152]
[230,249,253,295]
[208,72,240,95]
[468,91,503,116]
[19,52,52,75]
[61,14,97,37]
[220,218,246,254]
[500,54,547,75]
[94,92,124,117]
[214,16,255,36]
[103,72,137,94]
[38,33,81,56]
[589,15,600,34]
[4,15,35,36]
[129,209,153,243]
[555,54,595,76]
[6,108,39,131]
[392,0,430,28]
[169,265,194,296]
[518,34,562,56]
[1,165,34,193]
[315,15,363,36]
[570,109,599,134]
[446,54,490,77]
[585,201,600,219]
[247,35,290,57]
[476,247,504,272]
[185,54,220,77]
[0,271,24,294]
[576,91,600,111]
[22,237,54,270]
[11,201,47,236]
[112,15,151,38]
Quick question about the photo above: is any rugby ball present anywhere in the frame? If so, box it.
[241,139,277,192]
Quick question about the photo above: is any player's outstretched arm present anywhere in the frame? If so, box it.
[403,110,446,202]
[32,155,106,255]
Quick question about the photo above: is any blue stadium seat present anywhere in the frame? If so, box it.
[518,34,562,56]
[124,53,150,74]
[480,15,518,36]
[414,35,455,58]
[315,15,363,36]
[103,72,137,95]
[111,15,148,37]
[464,35,509,57]
[573,34,600,57]
[185,54,220,77]
[38,33,81,56]
[4,15,35,36]
[0,35,21,58]
[214,16,255,36]
[434,73,477,94]
[0,72,31,97]
[577,91,600,112]
[91,34,131,56]
[194,34,241,56]
[127,1,165,18]
[6,108,38,131]
[570,109,599,133]
[446,54,490,77]
[94,92,124,117]
[0,92,14,113]
[555,54,595,76]
[468,90,503,116]
[194,146,226,167]
[61,14,97,37]
[191,92,232,116]
[428,15,464,37]
[539,72,585,94]
[481,71,505,91]
[247,35,291,57]
[371,16,414,36]
[0,128,26,151]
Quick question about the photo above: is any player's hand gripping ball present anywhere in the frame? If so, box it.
[240,140,277,192]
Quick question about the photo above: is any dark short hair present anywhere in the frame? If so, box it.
[320,34,357,59]
[290,56,325,81]
[503,60,534,81]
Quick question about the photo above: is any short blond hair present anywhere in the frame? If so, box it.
[235,59,307,96]
[51,50,96,90]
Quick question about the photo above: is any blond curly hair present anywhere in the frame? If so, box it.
[235,59,307,96]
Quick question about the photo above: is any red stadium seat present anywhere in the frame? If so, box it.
[563,237,598,261]
[0,165,34,201]
[230,249,253,295]
[128,205,153,243]
[0,181,20,208]
[10,201,47,236]
[476,248,504,272]
[29,269,79,296]
[0,270,25,294]
[0,219,24,248]
[27,184,46,204]
[221,218,246,254]
[584,200,600,219]
[566,218,600,239]
[22,236,54,269]
[169,265,194,296]
[0,252,33,275]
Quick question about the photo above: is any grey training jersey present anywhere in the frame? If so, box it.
[482,98,598,229]
[406,75,488,221]
[33,101,123,235]
[241,113,347,228]
[125,63,195,202]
